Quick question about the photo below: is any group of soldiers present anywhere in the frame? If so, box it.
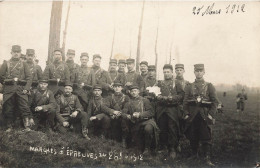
[0,45,219,166]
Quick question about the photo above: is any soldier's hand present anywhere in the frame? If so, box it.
[70,111,78,118]
[133,112,140,118]
[113,111,121,116]
[63,121,69,127]
[126,114,131,120]
[35,106,43,111]
[29,118,35,126]
[184,115,189,120]
[22,90,28,94]
[90,116,97,121]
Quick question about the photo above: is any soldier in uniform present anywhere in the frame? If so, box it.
[72,52,91,111]
[66,49,80,83]
[156,64,184,159]
[183,64,217,166]
[140,61,149,82]
[145,65,157,87]
[25,49,43,89]
[20,54,27,62]
[108,59,118,82]
[118,59,126,73]
[87,54,113,98]
[114,58,145,96]
[236,88,247,112]
[43,49,70,96]
[0,45,32,131]
[55,82,90,140]
[103,82,130,143]
[29,79,56,132]
[86,85,113,139]
[121,85,159,155]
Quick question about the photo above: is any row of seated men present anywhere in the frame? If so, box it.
[0,45,217,166]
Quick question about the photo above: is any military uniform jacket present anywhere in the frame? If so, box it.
[175,76,189,92]
[66,60,80,84]
[183,79,218,123]
[43,61,70,83]
[109,71,119,82]
[56,93,83,123]
[30,89,56,113]
[103,93,130,115]
[0,58,32,103]
[114,70,145,93]
[74,65,91,86]
[236,93,247,102]
[156,79,184,122]
[87,66,112,91]
[26,61,43,86]
[86,96,114,120]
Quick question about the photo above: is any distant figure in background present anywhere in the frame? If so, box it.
[223,92,226,97]
[236,88,247,112]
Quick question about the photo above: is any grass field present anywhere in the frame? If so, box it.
[0,91,259,168]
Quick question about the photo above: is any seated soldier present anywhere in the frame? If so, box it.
[103,83,130,144]
[29,79,56,132]
[121,85,159,156]
[55,82,90,140]
[86,85,114,139]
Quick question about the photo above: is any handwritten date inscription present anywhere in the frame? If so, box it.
[193,3,246,16]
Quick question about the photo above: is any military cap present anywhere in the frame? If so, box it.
[12,45,21,52]
[140,61,148,67]
[39,79,48,83]
[93,84,102,90]
[126,58,135,64]
[113,83,123,87]
[109,59,117,64]
[129,85,139,90]
[163,64,173,70]
[64,82,73,88]
[67,49,75,55]
[80,52,89,58]
[26,49,35,55]
[118,59,126,64]
[148,65,156,71]
[53,48,62,53]
[175,64,184,69]
[194,64,204,70]
[93,54,102,60]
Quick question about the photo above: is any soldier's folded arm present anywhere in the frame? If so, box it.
[140,98,154,119]
[208,83,218,116]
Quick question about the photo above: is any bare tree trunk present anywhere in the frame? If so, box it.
[62,0,71,61]
[48,1,63,64]
[136,0,145,72]
[169,40,173,64]
[154,17,159,71]
[110,26,116,59]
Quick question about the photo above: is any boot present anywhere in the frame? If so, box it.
[23,117,31,131]
[82,126,91,140]
[122,138,127,148]
[205,155,215,167]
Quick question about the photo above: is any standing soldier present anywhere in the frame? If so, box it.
[86,85,113,139]
[66,49,80,83]
[118,59,126,74]
[29,79,56,132]
[122,85,159,156]
[183,64,217,166]
[114,58,145,96]
[87,54,113,98]
[73,52,91,111]
[140,61,149,82]
[236,88,247,112]
[55,82,90,140]
[43,49,70,96]
[108,59,118,82]
[156,64,184,159]
[0,45,32,131]
[103,83,130,143]
[25,49,43,89]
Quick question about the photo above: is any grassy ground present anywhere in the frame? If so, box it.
[0,91,259,168]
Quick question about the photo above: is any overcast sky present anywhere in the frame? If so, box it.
[0,1,259,87]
